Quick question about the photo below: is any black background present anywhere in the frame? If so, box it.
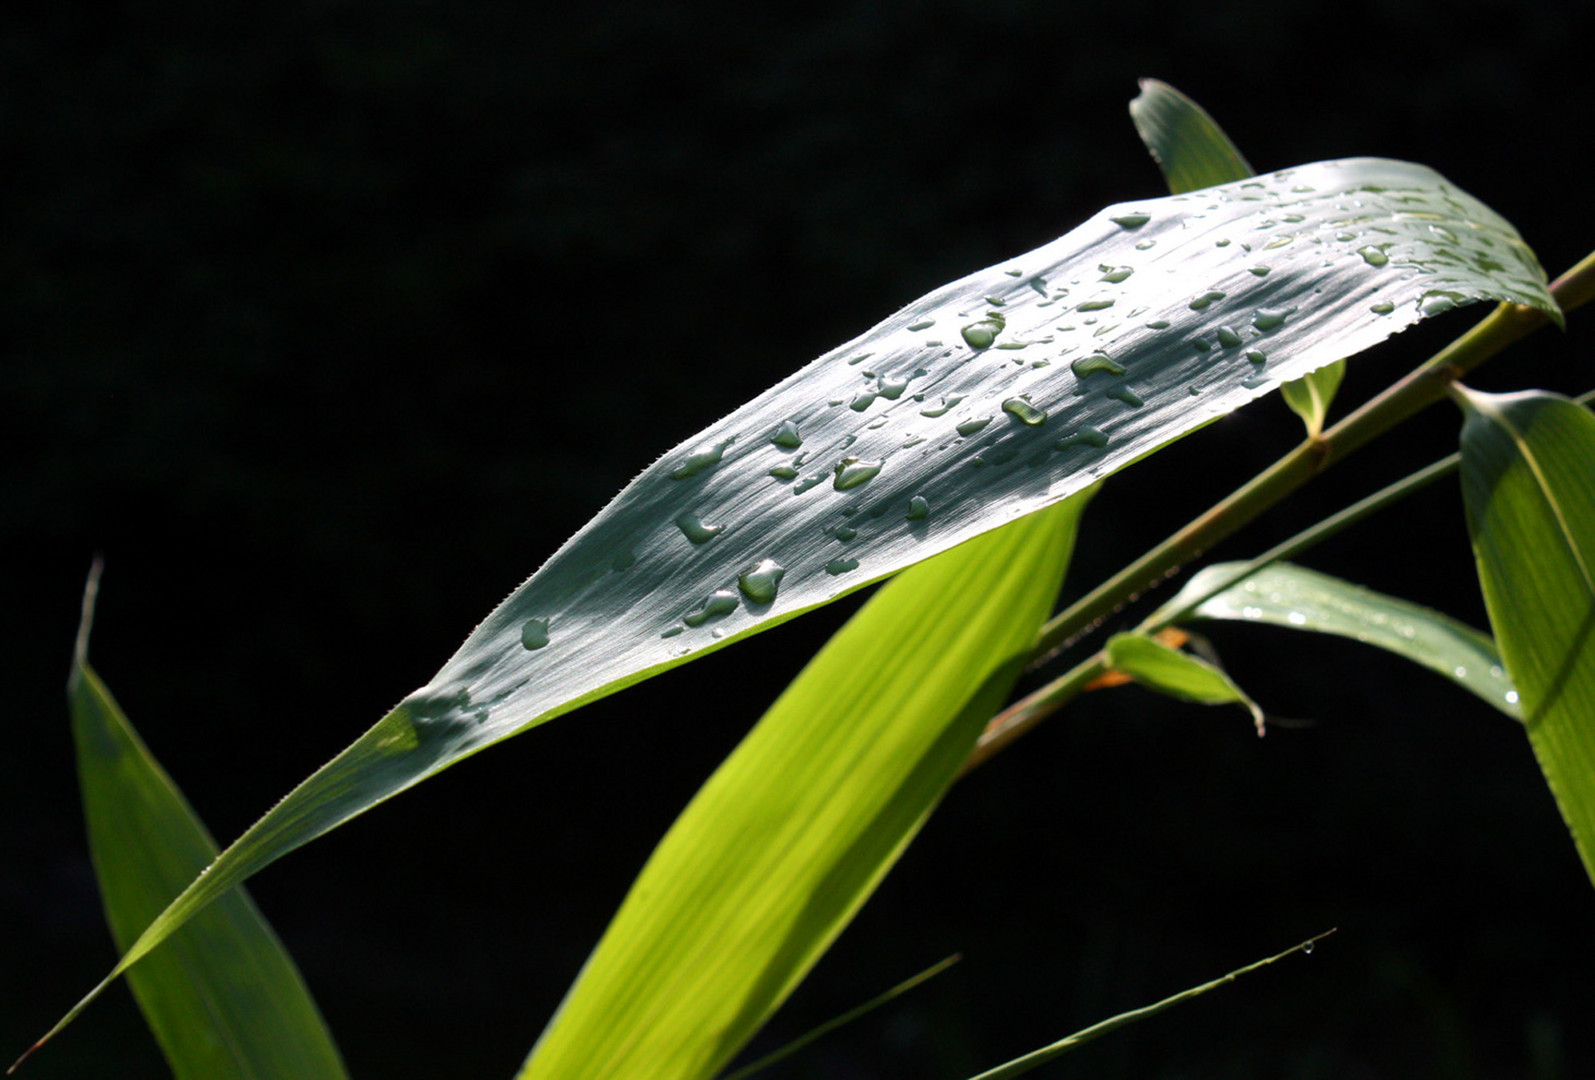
[6,1,1595,1077]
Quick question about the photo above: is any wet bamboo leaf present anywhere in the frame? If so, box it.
[1457,387,1595,885]
[37,155,1557,1048]
[1166,561,1519,718]
[520,495,1090,1080]
[65,570,347,1080]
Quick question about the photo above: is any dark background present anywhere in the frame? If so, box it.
[5,1,1595,1077]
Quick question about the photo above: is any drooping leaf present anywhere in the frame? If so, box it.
[1162,561,1519,718]
[1130,79,1346,435]
[64,568,347,1080]
[40,156,1557,1047]
[962,933,1332,1080]
[518,494,1092,1080]
[1104,631,1265,733]
[1456,387,1595,885]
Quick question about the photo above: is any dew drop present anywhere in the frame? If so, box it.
[1098,264,1135,283]
[877,376,909,400]
[1358,245,1390,267]
[1135,239,1157,250]
[1056,426,1109,449]
[1370,301,1395,315]
[1189,290,1227,310]
[1111,212,1151,228]
[1216,326,1243,348]
[683,589,739,627]
[661,626,683,639]
[835,525,857,541]
[1076,299,1115,312]
[770,420,803,449]
[1145,319,1171,330]
[768,464,800,480]
[850,392,877,412]
[955,417,992,436]
[520,618,551,651]
[1252,308,1292,331]
[1245,349,1267,365]
[1302,940,1315,955]
[1506,690,1520,705]
[906,319,936,331]
[1248,266,1271,276]
[737,559,786,604]
[961,319,1004,349]
[676,512,724,544]
[1106,386,1144,408]
[906,496,930,520]
[1002,398,1047,426]
[833,457,883,490]
[1419,290,1467,317]
[826,557,861,575]
[671,438,733,480]
[1071,354,1127,378]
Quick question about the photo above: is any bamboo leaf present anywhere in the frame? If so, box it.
[1166,561,1520,718]
[1456,387,1595,885]
[63,567,348,1080]
[962,932,1332,1080]
[1130,79,1345,435]
[1105,631,1265,733]
[36,155,1557,1050]
[518,494,1092,1080]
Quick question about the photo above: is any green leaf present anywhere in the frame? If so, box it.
[961,933,1331,1080]
[1456,387,1595,885]
[1165,561,1519,718]
[1130,79,1345,436]
[42,156,1557,1046]
[1129,78,1254,194]
[1105,632,1265,733]
[517,494,1092,1080]
[64,567,348,1080]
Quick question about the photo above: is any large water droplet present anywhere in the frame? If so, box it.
[826,557,861,575]
[1111,213,1151,228]
[771,420,803,449]
[961,318,1004,349]
[1071,354,1126,378]
[671,438,733,480]
[737,559,786,604]
[520,618,551,650]
[955,417,992,436]
[676,512,724,544]
[906,496,930,520]
[1002,398,1047,425]
[684,590,740,627]
[1419,290,1467,316]
[1252,308,1292,331]
[833,457,883,490]
[850,392,877,412]
[1358,245,1390,267]
[1245,349,1267,365]
[878,376,909,400]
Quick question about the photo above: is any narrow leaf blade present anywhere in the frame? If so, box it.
[1168,561,1520,717]
[46,157,1557,1045]
[1457,388,1595,884]
[517,494,1092,1080]
[1105,631,1264,731]
[1279,359,1346,437]
[67,573,348,1080]
[1129,78,1254,193]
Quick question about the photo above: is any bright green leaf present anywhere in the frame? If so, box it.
[44,156,1557,1045]
[1164,561,1519,718]
[65,568,347,1080]
[1105,632,1264,732]
[1279,359,1346,437]
[1456,387,1595,886]
[518,493,1092,1080]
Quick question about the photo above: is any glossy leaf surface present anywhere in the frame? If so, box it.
[1457,388,1595,884]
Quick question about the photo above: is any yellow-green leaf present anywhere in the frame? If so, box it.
[64,568,348,1080]
[1456,387,1595,887]
[519,493,1092,1080]
[1104,631,1264,733]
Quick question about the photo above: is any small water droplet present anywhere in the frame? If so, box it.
[1370,301,1395,315]
[1002,398,1047,426]
[671,438,734,480]
[1076,299,1115,312]
[877,376,909,400]
[1106,386,1144,408]
[1189,290,1227,310]
[1454,665,1468,678]
[1098,264,1134,283]
[1302,940,1315,955]
[906,496,930,520]
[850,392,878,412]
[1145,319,1171,329]
[1358,245,1390,267]
[906,319,935,331]
[1505,690,1520,705]
[661,626,683,639]
[1111,213,1151,228]
[1248,266,1271,276]
[826,557,860,575]
[1419,290,1467,317]
[520,618,551,650]
[1252,308,1292,332]
[961,318,1004,349]
[847,353,872,366]
[833,457,883,490]
[1056,426,1109,448]
[737,559,786,604]
[920,395,963,418]
[771,420,803,448]
[683,589,740,627]
[1288,611,1307,626]
[835,525,857,541]
[676,512,724,544]
[1245,349,1267,365]
[769,464,800,480]
[955,417,992,436]
[1071,354,1127,378]
[1216,326,1243,348]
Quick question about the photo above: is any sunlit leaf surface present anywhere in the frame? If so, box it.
[66,572,347,1080]
[1105,631,1264,732]
[1164,561,1519,718]
[1457,388,1595,884]
[42,156,1556,1045]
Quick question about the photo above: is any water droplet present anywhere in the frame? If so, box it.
[661,626,683,639]
[1004,268,1023,277]
[769,464,799,480]
[671,438,734,480]
[1145,320,1171,330]
[676,512,724,544]
[1071,354,1126,378]
[1216,326,1243,348]
[1288,611,1307,626]
[1248,266,1271,276]
[1215,238,1231,247]
[1002,398,1047,426]
[1189,290,1226,310]
[826,557,860,575]
[1077,299,1115,312]
[906,496,930,520]
[847,353,872,366]
[833,457,883,490]
[1419,290,1467,317]
[683,589,740,627]
[1302,941,1315,955]
[877,376,909,400]
[835,525,857,541]
[955,417,992,436]
[1111,213,1151,228]
[961,318,1004,349]
[1245,349,1267,365]
[1252,308,1292,332]
[1358,245,1390,267]
[920,395,962,418]
[1106,386,1144,408]
[1056,426,1109,449]
[1370,301,1395,315]
[850,392,877,412]
[1098,264,1134,283]
[771,420,803,448]
[520,618,551,650]
[1454,665,1468,678]
[1505,690,1520,705]
[906,319,935,331]
[737,559,786,604]
[1191,339,1212,352]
